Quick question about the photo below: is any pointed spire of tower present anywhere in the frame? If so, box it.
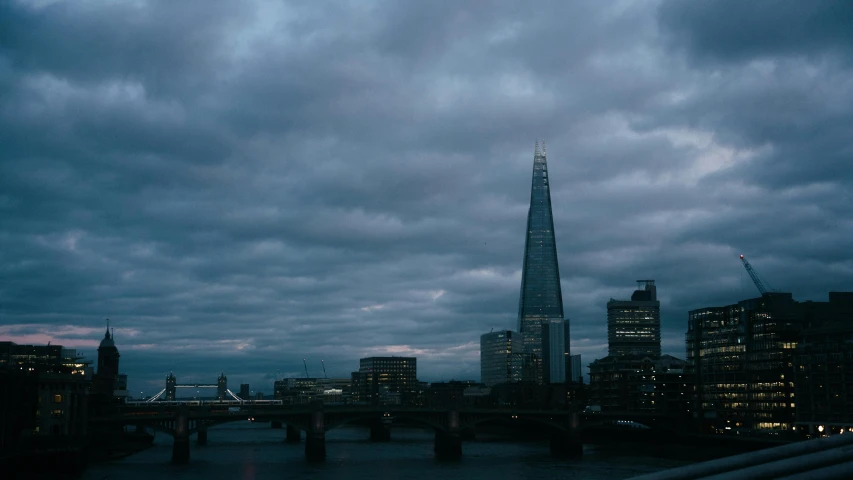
[105,318,110,338]
[541,139,547,157]
[518,140,564,384]
[534,140,541,157]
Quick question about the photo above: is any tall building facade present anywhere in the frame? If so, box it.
[542,319,567,383]
[517,141,566,384]
[569,354,582,384]
[685,292,840,432]
[351,356,418,405]
[607,280,661,357]
[794,292,853,434]
[480,330,529,387]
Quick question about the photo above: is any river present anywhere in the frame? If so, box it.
[81,422,691,480]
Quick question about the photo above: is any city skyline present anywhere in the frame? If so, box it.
[2,1,852,395]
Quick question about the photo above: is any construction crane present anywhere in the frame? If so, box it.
[739,254,772,295]
[303,359,310,378]
[321,360,328,379]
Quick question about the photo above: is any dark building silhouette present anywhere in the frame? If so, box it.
[93,327,120,398]
[217,372,228,400]
[793,292,853,435]
[588,354,690,416]
[0,342,90,448]
[240,383,250,400]
[607,280,661,357]
[517,141,567,384]
[165,371,177,400]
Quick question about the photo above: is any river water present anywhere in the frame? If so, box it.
[81,422,691,480]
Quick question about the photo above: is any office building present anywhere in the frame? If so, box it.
[607,280,661,357]
[480,330,530,387]
[687,292,825,432]
[240,383,250,400]
[351,356,418,405]
[0,341,91,445]
[274,377,351,404]
[542,319,567,383]
[569,354,582,384]
[588,354,690,415]
[793,292,853,434]
[517,141,567,383]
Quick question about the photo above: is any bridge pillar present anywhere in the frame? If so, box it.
[172,408,190,464]
[271,421,283,429]
[286,424,301,443]
[434,411,462,459]
[197,424,208,446]
[370,418,391,442]
[551,413,582,458]
[305,409,325,462]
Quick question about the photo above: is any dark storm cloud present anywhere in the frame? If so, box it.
[657,0,853,65]
[2,0,852,393]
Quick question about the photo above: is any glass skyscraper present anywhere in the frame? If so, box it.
[480,330,528,387]
[517,141,566,383]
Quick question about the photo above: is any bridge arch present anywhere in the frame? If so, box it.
[460,413,570,433]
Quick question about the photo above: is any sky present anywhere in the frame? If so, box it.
[2,0,852,396]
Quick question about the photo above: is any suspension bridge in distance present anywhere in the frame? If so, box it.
[145,372,243,402]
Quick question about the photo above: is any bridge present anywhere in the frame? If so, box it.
[145,372,244,402]
[94,403,583,463]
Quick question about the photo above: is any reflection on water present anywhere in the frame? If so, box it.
[81,422,689,480]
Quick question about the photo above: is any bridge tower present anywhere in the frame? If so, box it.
[217,372,227,400]
[165,372,177,401]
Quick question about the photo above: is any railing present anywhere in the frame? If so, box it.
[627,433,853,480]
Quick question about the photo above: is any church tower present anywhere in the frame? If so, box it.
[96,320,120,394]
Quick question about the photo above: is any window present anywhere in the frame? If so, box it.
[53,394,63,403]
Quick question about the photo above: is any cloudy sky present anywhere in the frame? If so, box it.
[2,0,852,396]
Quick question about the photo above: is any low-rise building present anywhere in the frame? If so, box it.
[588,354,691,416]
